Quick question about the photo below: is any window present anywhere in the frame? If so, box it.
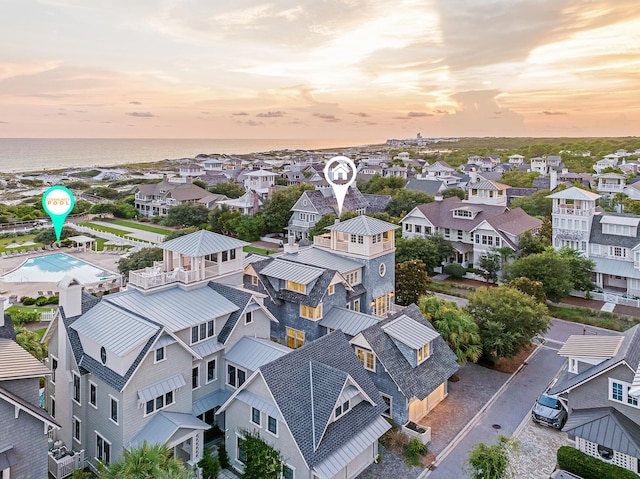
[282,465,294,479]
[51,356,58,383]
[192,366,200,389]
[267,416,277,435]
[350,234,357,243]
[612,380,624,402]
[207,359,217,383]
[110,396,118,425]
[353,299,360,312]
[444,228,450,238]
[230,249,236,260]
[404,223,412,232]
[73,372,81,404]
[417,343,430,363]
[191,321,216,344]
[251,275,259,286]
[50,396,55,417]
[200,323,207,341]
[286,328,305,349]
[244,311,252,324]
[629,387,639,407]
[155,347,165,363]
[145,391,175,416]
[156,395,164,410]
[379,263,386,277]
[146,400,154,415]
[191,326,198,344]
[335,400,350,418]
[381,394,392,418]
[328,284,335,295]
[237,437,246,464]
[475,234,480,244]
[357,235,364,244]
[345,270,360,285]
[222,250,228,262]
[286,280,307,293]
[251,407,261,426]
[72,416,81,442]
[356,347,375,372]
[96,433,111,465]
[208,320,215,337]
[373,293,392,316]
[227,364,247,388]
[300,304,322,320]
[458,230,463,240]
[89,382,97,408]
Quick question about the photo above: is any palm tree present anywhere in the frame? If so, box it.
[15,326,47,361]
[419,295,482,364]
[496,246,515,279]
[99,442,191,479]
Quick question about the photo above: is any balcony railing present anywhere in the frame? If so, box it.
[49,449,84,479]
[555,229,588,241]
[598,183,625,192]
[129,263,219,289]
[291,219,313,228]
[553,207,594,216]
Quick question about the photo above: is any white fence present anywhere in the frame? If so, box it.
[572,290,640,308]
[73,224,156,249]
[40,309,57,322]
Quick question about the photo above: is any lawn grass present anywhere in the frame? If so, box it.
[0,235,43,254]
[244,245,277,255]
[6,305,56,315]
[34,327,47,340]
[104,219,172,235]
[78,222,132,237]
[548,305,639,332]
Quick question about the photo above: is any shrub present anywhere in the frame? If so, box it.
[443,262,466,278]
[557,446,638,479]
[198,449,221,479]
[217,441,230,469]
[380,427,409,453]
[10,309,40,325]
[46,296,59,305]
[21,297,36,306]
[404,438,427,466]
[35,296,48,306]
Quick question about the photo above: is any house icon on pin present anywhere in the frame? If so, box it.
[331,162,350,182]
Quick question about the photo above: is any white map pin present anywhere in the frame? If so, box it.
[324,155,357,217]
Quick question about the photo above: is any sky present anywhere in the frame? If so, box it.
[1,0,640,139]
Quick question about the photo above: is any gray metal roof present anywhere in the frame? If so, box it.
[207,282,255,344]
[563,407,640,457]
[70,302,160,355]
[160,229,248,256]
[225,337,291,372]
[325,215,399,236]
[193,389,232,416]
[558,335,623,358]
[591,257,640,280]
[236,389,284,421]
[0,338,51,380]
[314,416,390,478]
[320,307,380,337]
[381,314,440,350]
[547,187,600,201]
[154,334,177,350]
[127,411,209,448]
[191,337,225,357]
[105,284,239,332]
[137,374,186,404]
[260,259,325,284]
[280,247,361,274]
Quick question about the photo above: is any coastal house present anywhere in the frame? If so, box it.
[0,302,60,479]
[350,304,459,427]
[595,173,627,195]
[179,163,204,178]
[133,176,210,217]
[466,179,509,207]
[594,155,619,174]
[548,326,640,474]
[218,191,263,216]
[243,170,276,199]
[217,331,391,479]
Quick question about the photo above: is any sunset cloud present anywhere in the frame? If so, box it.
[126,112,155,118]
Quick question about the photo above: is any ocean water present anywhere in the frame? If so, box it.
[0,138,381,173]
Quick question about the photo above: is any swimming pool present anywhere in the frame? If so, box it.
[2,253,120,284]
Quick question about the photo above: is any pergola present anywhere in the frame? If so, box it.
[67,235,96,252]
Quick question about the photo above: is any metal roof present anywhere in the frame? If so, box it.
[128,411,209,448]
[558,335,623,358]
[320,307,380,337]
[314,416,391,478]
[601,215,640,227]
[325,215,399,236]
[70,303,159,355]
[592,257,640,280]
[236,389,283,421]
[279,247,362,274]
[137,374,186,404]
[193,389,232,416]
[470,180,509,191]
[0,338,50,380]
[160,229,248,256]
[105,285,239,332]
[154,334,177,350]
[547,187,601,201]
[225,336,291,372]
[381,314,440,350]
[260,259,325,284]
[191,337,225,358]
[563,407,640,457]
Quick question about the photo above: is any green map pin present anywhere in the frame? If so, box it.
[42,186,75,242]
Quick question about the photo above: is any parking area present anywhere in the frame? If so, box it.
[511,417,572,479]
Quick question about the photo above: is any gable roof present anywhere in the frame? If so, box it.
[547,187,601,201]
[319,307,381,337]
[291,188,369,216]
[405,197,507,231]
[128,411,208,449]
[325,215,399,236]
[279,246,362,274]
[206,282,254,344]
[260,259,325,284]
[475,207,542,238]
[357,304,460,400]
[259,331,388,468]
[0,338,51,380]
[589,213,640,249]
[0,384,60,429]
[381,314,439,350]
[225,336,291,371]
[160,229,248,256]
[469,180,509,191]
[405,178,445,196]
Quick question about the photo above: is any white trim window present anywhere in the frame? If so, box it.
[72,416,81,443]
[282,464,295,479]
[267,416,278,436]
[227,364,247,389]
[334,400,350,419]
[144,390,175,416]
[207,359,217,383]
[109,396,119,425]
[192,366,200,390]
[89,381,98,409]
[190,320,216,345]
[251,275,259,286]
[72,372,81,405]
[356,347,375,372]
[95,432,111,465]
[244,311,253,325]
[381,394,392,418]
[417,343,430,364]
[155,346,165,363]
[251,407,261,427]
[50,356,58,384]
[609,378,640,408]
[286,328,305,349]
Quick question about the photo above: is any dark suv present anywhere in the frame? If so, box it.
[532,393,567,429]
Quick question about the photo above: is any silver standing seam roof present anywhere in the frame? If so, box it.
[137,374,186,404]
[320,307,380,337]
[260,259,325,285]
[104,285,239,332]
[236,389,284,421]
[279,247,362,274]
[0,338,51,380]
[127,411,209,448]
[381,314,440,350]
[224,336,291,372]
[160,229,248,256]
[193,390,233,417]
[325,215,400,236]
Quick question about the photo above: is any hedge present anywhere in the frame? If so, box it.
[557,446,638,479]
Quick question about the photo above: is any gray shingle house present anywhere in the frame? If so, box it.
[134,176,211,217]
[0,306,59,479]
[548,325,640,473]
[350,304,459,427]
[217,331,391,479]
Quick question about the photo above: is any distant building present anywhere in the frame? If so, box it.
[134,176,211,217]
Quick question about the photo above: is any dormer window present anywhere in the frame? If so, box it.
[286,281,306,293]
[334,400,350,419]
[356,347,376,372]
[417,343,430,364]
[300,304,322,320]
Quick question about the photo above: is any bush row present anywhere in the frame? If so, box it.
[557,446,638,479]
[21,295,59,306]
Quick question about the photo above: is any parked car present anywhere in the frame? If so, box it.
[532,393,567,429]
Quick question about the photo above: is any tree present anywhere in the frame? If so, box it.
[308,213,338,239]
[506,250,574,302]
[443,263,466,278]
[477,253,501,283]
[395,260,431,306]
[118,247,163,277]
[164,226,200,241]
[510,190,552,217]
[517,230,548,257]
[208,205,241,236]
[395,235,453,273]
[34,226,78,244]
[15,326,48,361]
[235,215,264,241]
[622,198,640,215]
[209,182,246,199]
[363,175,405,194]
[99,441,190,479]
[89,202,117,215]
[164,203,210,227]
[192,179,208,190]
[71,200,92,215]
[419,296,482,364]
[385,189,433,217]
[261,184,313,234]
[558,247,596,293]
[466,286,550,364]
[499,170,539,188]
[442,187,465,200]
[466,435,519,479]
[507,277,546,303]
[239,430,283,479]
[112,202,137,219]
[198,448,221,479]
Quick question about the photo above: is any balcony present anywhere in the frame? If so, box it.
[553,207,594,216]
[290,219,313,228]
[555,229,588,241]
[598,183,625,192]
[129,261,219,289]
[48,448,84,479]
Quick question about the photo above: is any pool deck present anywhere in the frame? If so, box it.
[0,248,121,299]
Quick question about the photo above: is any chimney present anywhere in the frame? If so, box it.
[435,192,443,202]
[0,295,5,328]
[334,219,340,224]
[58,277,83,319]
[469,167,478,184]
[550,169,558,191]
[162,174,168,182]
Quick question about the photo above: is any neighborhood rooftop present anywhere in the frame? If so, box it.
[160,229,249,256]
